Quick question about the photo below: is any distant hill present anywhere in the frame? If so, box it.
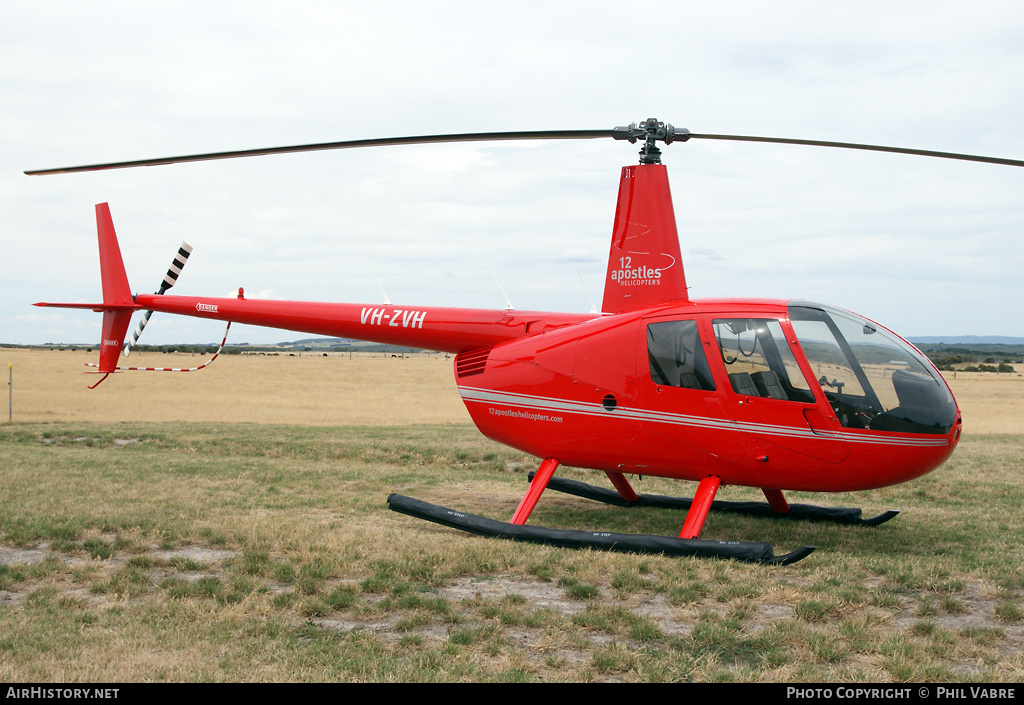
[909,336,1024,345]
[271,337,425,354]
[276,337,356,348]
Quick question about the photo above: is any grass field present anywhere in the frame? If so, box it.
[2,348,469,426]
[1,349,1022,682]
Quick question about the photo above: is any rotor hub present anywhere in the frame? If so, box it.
[612,118,690,164]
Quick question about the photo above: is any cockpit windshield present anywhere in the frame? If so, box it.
[788,303,957,434]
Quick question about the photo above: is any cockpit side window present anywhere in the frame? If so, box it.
[713,318,815,402]
[647,320,715,390]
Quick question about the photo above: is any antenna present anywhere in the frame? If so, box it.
[577,269,598,314]
[482,256,514,311]
[363,254,391,305]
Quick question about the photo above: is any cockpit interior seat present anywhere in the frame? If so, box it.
[751,370,789,400]
[869,369,954,434]
[678,372,701,389]
[729,372,760,397]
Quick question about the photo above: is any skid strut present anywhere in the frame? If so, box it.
[511,458,558,525]
[679,476,721,539]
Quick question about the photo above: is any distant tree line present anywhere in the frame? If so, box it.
[130,345,221,355]
[927,354,1017,373]
[918,343,1022,373]
[958,362,1016,374]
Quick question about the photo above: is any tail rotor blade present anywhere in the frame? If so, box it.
[160,242,193,294]
[124,241,192,356]
[123,310,155,357]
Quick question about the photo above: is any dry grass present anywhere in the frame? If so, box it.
[3,348,470,426]
[942,372,1024,435]
[5,348,1021,434]
[1,347,1022,682]
[0,423,1021,682]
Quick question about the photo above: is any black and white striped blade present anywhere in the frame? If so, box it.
[160,242,193,291]
[123,241,192,356]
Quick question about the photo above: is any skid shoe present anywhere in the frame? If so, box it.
[530,473,900,526]
[386,494,816,565]
[386,459,819,565]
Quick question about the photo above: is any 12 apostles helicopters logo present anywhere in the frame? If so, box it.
[608,253,675,286]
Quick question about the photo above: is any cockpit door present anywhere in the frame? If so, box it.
[637,315,744,468]
[710,316,849,465]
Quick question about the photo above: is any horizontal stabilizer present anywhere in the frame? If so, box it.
[34,301,136,311]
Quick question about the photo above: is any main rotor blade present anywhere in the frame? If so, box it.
[24,129,614,175]
[683,132,1024,168]
[26,124,1024,175]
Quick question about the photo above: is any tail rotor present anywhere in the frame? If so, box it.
[123,242,193,356]
[34,206,228,388]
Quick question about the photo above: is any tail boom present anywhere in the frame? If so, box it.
[35,202,595,381]
[136,294,594,354]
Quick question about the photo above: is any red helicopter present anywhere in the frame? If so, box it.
[28,118,1024,564]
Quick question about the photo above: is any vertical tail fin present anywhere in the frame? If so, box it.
[601,164,688,314]
[94,203,134,375]
[97,309,134,377]
[33,203,139,385]
[96,203,133,308]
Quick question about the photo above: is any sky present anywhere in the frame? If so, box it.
[3,0,1024,346]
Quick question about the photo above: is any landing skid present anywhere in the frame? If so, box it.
[386,494,817,565]
[530,473,900,526]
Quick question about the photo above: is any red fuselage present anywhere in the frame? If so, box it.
[456,299,960,494]
[136,292,960,495]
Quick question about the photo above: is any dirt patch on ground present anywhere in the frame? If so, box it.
[2,539,1022,680]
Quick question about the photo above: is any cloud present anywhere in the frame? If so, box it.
[4,1,1024,343]
[688,248,724,262]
